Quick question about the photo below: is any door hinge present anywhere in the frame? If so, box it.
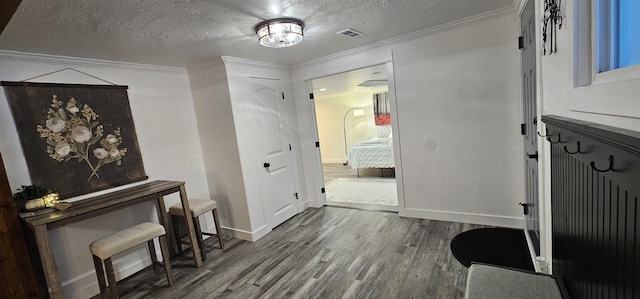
[519,202,531,215]
[518,36,524,49]
[282,92,285,100]
[289,144,292,151]
[294,192,299,200]
[321,187,325,194]
[521,123,526,135]
[315,141,320,148]
[309,93,314,100]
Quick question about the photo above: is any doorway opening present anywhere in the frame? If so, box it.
[311,64,398,212]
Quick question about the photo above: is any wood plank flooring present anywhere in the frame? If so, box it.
[102,207,484,299]
[322,163,395,183]
[323,163,398,212]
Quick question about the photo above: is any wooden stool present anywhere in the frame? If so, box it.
[89,222,173,298]
[168,199,224,260]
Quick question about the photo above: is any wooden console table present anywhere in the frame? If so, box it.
[21,180,203,299]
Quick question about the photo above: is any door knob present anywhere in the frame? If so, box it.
[263,162,270,168]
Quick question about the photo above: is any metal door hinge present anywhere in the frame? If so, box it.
[282,92,285,100]
[315,141,320,148]
[519,202,531,215]
[294,192,299,200]
[521,123,526,135]
[321,187,325,194]
[289,144,292,151]
[518,36,524,49]
[309,93,314,100]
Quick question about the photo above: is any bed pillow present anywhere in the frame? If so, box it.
[376,125,392,138]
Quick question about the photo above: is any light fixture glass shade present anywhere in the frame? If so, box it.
[255,18,304,48]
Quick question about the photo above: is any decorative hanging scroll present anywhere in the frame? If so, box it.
[2,80,147,199]
[542,0,563,55]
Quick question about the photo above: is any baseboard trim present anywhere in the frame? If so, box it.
[403,208,524,228]
[322,159,346,164]
[306,198,323,208]
[222,225,271,241]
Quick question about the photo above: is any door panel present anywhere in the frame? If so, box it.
[521,0,540,255]
[253,84,298,229]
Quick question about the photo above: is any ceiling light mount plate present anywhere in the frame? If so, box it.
[255,17,305,48]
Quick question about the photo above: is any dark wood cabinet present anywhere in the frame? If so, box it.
[0,152,41,298]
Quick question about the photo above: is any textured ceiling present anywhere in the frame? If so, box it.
[312,64,388,99]
[0,0,514,67]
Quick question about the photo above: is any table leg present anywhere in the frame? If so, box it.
[155,196,176,256]
[34,225,64,299]
[179,185,202,267]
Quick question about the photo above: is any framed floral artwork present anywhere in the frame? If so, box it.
[373,92,391,125]
[2,82,147,199]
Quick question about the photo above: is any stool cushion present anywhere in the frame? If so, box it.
[465,263,568,299]
[90,222,166,260]
[168,199,217,217]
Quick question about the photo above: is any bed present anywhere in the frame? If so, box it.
[346,125,394,171]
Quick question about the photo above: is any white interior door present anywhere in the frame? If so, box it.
[520,0,540,255]
[252,83,298,229]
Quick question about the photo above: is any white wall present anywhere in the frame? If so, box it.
[294,9,525,227]
[187,58,253,238]
[315,92,378,163]
[534,0,640,268]
[539,3,640,129]
[393,11,523,226]
[0,51,209,298]
[188,57,302,241]
[223,57,302,238]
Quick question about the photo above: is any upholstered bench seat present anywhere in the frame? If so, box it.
[169,199,224,261]
[90,222,166,259]
[465,263,569,299]
[168,199,217,217]
[90,222,173,298]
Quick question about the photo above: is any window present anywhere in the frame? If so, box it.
[596,0,640,73]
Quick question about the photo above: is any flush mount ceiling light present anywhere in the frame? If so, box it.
[255,18,304,48]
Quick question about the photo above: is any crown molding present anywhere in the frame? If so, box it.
[293,6,516,70]
[221,56,290,71]
[0,50,186,73]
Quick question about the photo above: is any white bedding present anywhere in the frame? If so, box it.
[346,137,394,169]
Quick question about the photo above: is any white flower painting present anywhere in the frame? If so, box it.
[37,95,128,182]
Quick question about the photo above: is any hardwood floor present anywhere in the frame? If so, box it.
[322,163,395,183]
[323,163,397,212]
[102,207,484,299]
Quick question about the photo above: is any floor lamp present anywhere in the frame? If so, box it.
[343,107,365,165]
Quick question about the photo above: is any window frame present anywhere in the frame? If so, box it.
[591,0,640,85]
[575,0,640,87]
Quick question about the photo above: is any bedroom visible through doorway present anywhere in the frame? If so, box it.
[311,64,397,212]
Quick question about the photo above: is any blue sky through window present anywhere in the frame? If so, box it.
[618,0,640,68]
[597,0,640,72]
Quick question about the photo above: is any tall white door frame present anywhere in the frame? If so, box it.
[302,59,405,214]
[517,0,546,264]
